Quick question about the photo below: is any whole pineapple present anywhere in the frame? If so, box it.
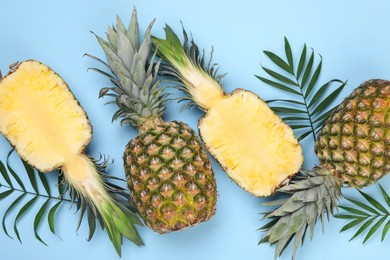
[260,79,390,259]
[88,8,217,233]
[315,79,390,187]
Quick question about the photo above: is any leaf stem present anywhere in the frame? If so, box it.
[0,183,73,203]
[293,75,317,142]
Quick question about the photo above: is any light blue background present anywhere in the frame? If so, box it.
[1,0,390,259]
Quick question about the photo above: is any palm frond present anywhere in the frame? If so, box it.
[0,150,135,245]
[0,150,67,244]
[335,185,390,243]
[256,37,347,142]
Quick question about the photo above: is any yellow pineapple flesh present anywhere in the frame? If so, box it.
[0,61,91,172]
[199,89,302,196]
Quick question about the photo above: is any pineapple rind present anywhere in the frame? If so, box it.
[124,116,217,233]
[199,89,303,196]
[315,79,390,188]
[0,60,92,172]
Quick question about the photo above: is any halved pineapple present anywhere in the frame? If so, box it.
[0,60,143,255]
[0,60,91,172]
[152,27,304,196]
[199,89,302,196]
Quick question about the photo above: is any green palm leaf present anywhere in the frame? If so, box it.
[257,37,387,260]
[0,150,136,246]
[263,51,293,74]
[47,201,62,235]
[6,151,26,191]
[2,193,26,238]
[0,151,68,244]
[255,37,346,142]
[296,44,307,79]
[14,196,39,243]
[336,185,390,243]
[34,199,51,245]
[382,219,390,241]
[0,160,13,188]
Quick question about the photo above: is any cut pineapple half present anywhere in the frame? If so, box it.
[0,60,91,171]
[200,89,302,196]
[0,60,143,255]
[152,27,304,196]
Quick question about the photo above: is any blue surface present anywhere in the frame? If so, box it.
[1,0,390,259]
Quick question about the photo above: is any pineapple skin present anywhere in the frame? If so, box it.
[124,116,217,233]
[315,79,390,188]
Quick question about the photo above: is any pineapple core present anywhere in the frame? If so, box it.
[199,89,303,196]
[0,61,92,172]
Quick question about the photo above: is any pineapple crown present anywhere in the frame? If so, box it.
[59,154,144,253]
[86,8,167,128]
[152,25,226,110]
[259,168,342,260]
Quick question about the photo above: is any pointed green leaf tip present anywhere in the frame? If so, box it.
[152,23,225,83]
[151,23,225,110]
[151,25,188,68]
[75,156,144,257]
[100,202,144,256]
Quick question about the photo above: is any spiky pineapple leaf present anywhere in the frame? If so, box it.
[256,37,347,142]
[259,168,342,260]
[87,11,167,128]
[336,185,390,243]
[87,206,97,241]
